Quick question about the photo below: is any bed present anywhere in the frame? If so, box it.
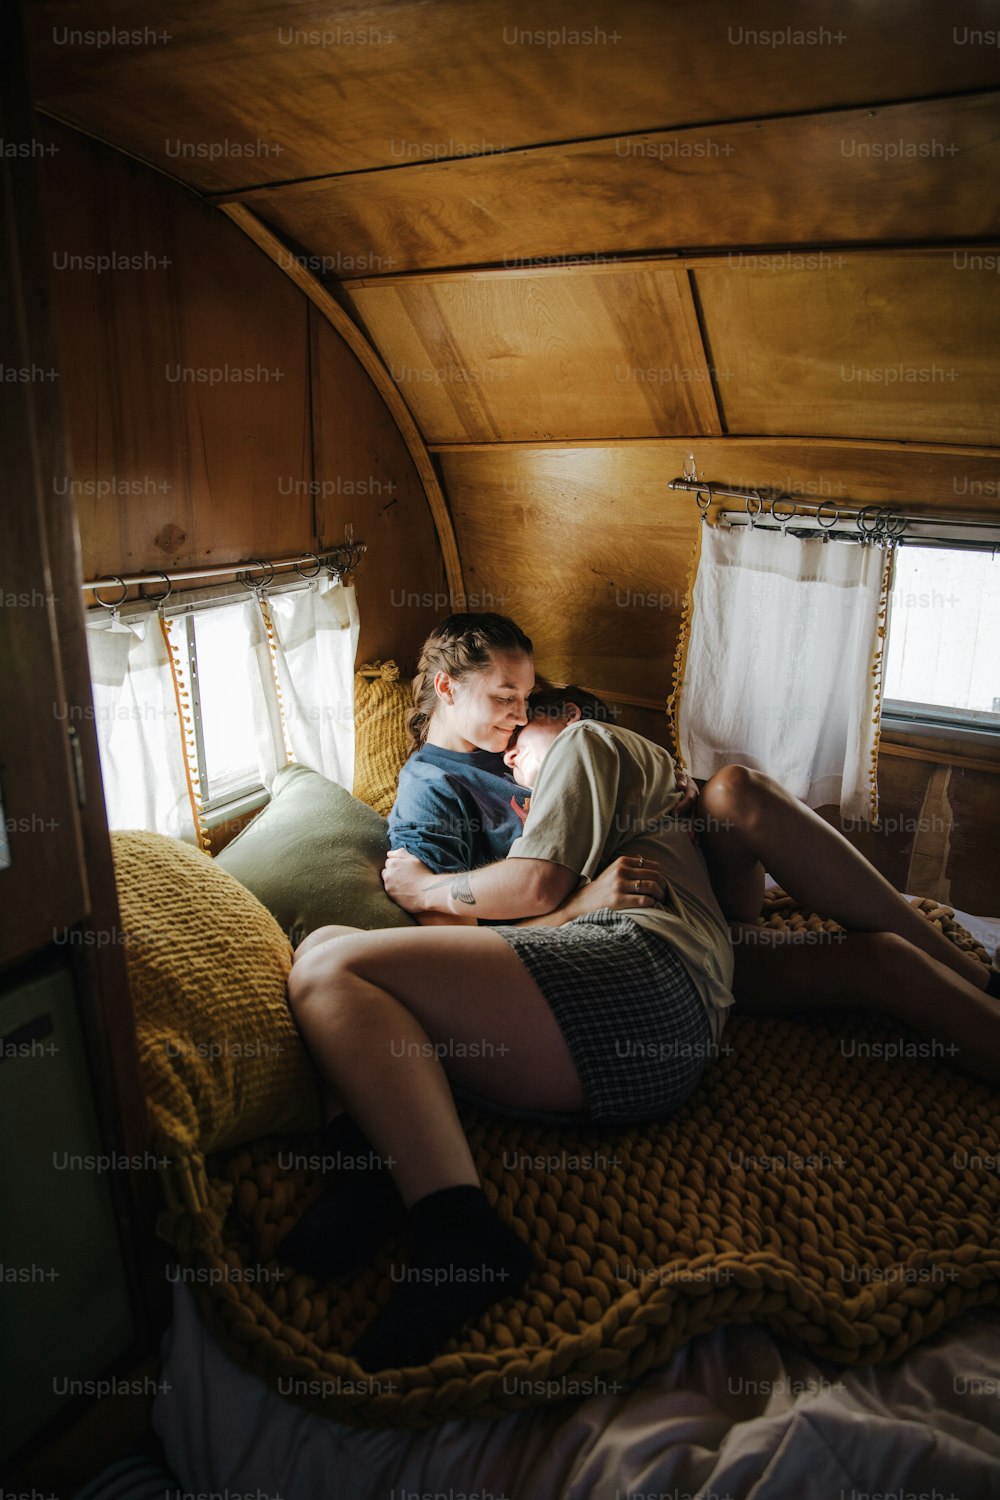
[147,900,1000,1500]
[154,1280,1000,1499]
[107,665,999,1496]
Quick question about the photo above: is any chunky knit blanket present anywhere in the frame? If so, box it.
[172,894,999,1426]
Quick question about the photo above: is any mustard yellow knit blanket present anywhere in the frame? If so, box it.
[176,896,999,1427]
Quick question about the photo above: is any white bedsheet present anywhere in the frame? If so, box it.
[155,1284,1000,1500]
[938,904,1000,961]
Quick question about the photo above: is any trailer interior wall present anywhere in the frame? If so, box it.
[27,1,1000,910]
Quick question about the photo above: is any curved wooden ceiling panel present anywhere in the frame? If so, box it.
[235,93,1000,274]
[695,256,1000,445]
[342,265,721,442]
[340,253,1000,446]
[26,0,1000,192]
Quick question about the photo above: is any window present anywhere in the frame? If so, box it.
[183,603,263,813]
[883,545,1000,734]
[86,576,359,844]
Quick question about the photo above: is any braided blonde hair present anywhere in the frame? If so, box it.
[407,613,533,754]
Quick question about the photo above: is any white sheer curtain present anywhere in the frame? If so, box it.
[265,579,360,789]
[87,578,360,842]
[675,526,890,821]
[86,616,197,841]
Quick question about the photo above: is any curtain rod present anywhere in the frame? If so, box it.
[80,542,366,595]
[667,478,1000,548]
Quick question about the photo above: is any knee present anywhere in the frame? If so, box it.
[699,764,764,832]
[286,947,330,1013]
[292,923,362,964]
[289,930,389,1014]
[286,938,367,1017]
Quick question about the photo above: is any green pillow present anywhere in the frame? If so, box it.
[215,763,416,944]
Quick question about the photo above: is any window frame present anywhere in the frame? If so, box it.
[159,577,314,824]
[881,535,1000,746]
[182,608,268,819]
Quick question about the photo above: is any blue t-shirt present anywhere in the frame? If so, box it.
[388,743,531,874]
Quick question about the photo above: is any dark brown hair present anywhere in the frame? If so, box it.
[523,684,615,727]
[407,613,533,753]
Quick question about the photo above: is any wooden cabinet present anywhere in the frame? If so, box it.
[1,0,153,1479]
[0,75,89,964]
[0,965,136,1465]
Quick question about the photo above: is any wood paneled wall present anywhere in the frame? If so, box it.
[309,306,449,659]
[41,123,447,665]
[440,440,1000,701]
[43,124,312,577]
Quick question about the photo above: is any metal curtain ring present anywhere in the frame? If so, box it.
[695,489,712,520]
[856,505,882,537]
[237,559,274,592]
[295,552,322,580]
[815,501,840,531]
[745,490,763,526]
[138,570,172,605]
[327,541,367,580]
[93,575,129,610]
[883,512,907,538]
[770,496,797,529]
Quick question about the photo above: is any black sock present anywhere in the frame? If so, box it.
[316,1111,381,1164]
[986,970,1000,1001]
[278,1115,404,1280]
[351,1185,536,1372]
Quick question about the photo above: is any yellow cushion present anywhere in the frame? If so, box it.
[110,831,322,1173]
[352,660,411,816]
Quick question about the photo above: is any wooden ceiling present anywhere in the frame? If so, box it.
[26,0,1000,476]
[28,1,1000,191]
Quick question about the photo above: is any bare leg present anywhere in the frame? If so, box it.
[287,926,585,1205]
[698,765,989,993]
[287,927,584,1367]
[729,927,1000,1085]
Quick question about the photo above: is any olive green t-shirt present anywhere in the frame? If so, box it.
[507,720,735,1043]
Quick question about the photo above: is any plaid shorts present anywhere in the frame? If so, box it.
[483,908,713,1125]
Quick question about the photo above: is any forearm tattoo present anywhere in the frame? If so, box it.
[425,872,477,908]
[449,874,476,907]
